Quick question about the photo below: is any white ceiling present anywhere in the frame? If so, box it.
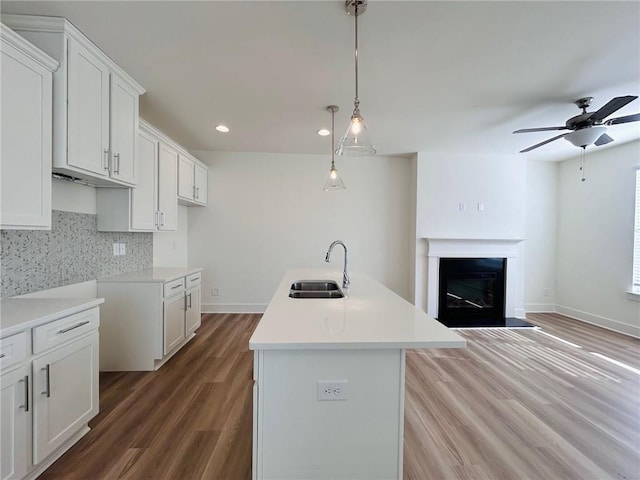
[2,1,639,161]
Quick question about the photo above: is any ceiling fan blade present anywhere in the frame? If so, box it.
[594,133,614,146]
[513,126,568,134]
[589,95,638,122]
[519,133,568,153]
[605,113,640,125]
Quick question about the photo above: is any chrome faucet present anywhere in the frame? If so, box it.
[325,240,349,289]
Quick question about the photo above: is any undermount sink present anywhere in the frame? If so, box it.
[289,280,344,299]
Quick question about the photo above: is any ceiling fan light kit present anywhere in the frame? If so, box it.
[513,95,639,153]
[336,0,376,157]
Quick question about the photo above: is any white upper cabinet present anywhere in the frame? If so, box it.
[1,23,58,230]
[66,38,110,178]
[2,14,145,187]
[96,120,177,232]
[178,153,208,206]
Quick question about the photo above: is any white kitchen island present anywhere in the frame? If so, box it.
[249,269,466,480]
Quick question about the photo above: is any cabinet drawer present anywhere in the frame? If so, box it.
[32,307,99,355]
[186,272,201,287]
[164,278,185,298]
[0,331,28,371]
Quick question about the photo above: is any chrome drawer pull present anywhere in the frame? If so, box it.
[114,153,121,174]
[0,353,5,359]
[190,277,199,282]
[42,365,51,398]
[20,375,29,411]
[103,148,110,170]
[171,284,182,290]
[188,293,193,309]
[57,320,90,334]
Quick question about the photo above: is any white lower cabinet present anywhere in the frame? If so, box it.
[185,285,202,336]
[32,333,99,464]
[0,366,29,480]
[98,269,202,371]
[163,293,186,355]
[0,304,100,480]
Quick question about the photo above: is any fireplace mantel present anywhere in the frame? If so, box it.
[423,237,526,320]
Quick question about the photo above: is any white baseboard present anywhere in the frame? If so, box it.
[202,303,267,314]
[555,305,640,338]
[524,303,556,313]
[514,307,527,319]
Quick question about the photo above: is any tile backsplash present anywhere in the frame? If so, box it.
[1,210,152,297]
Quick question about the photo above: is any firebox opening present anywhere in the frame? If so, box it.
[437,257,534,328]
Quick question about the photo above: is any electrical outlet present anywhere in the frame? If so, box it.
[212,288,220,297]
[119,243,126,255]
[317,380,348,401]
[112,243,120,256]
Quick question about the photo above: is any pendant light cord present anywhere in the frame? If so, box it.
[580,146,586,182]
[331,107,336,168]
[354,1,359,110]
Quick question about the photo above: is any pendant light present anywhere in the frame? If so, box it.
[336,0,376,156]
[323,105,346,191]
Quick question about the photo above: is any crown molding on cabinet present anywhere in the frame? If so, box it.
[0,22,59,71]
[2,14,144,95]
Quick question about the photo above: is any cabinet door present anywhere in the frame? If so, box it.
[131,129,158,230]
[177,154,194,201]
[110,75,138,185]
[67,39,110,177]
[194,163,208,205]
[163,294,186,355]
[32,333,99,465]
[0,37,52,229]
[185,286,201,335]
[0,366,29,480]
[158,143,178,231]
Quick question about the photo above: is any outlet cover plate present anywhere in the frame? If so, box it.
[317,380,348,401]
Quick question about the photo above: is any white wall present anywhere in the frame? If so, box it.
[416,153,526,239]
[413,152,527,311]
[153,205,189,267]
[524,160,557,312]
[188,151,413,313]
[555,141,640,337]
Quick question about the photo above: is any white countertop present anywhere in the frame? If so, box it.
[249,269,466,350]
[0,297,104,337]
[98,267,202,284]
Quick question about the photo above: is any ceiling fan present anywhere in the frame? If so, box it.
[513,95,640,153]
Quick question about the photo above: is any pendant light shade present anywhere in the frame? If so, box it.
[324,105,346,191]
[337,0,376,156]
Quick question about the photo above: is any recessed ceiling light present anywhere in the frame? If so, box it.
[317,129,330,136]
[216,124,230,133]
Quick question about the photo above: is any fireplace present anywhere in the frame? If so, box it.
[422,238,535,328]
[438,258,506,327]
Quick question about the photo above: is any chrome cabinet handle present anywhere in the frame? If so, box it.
[113,153,121,174]
[103,149,110,170]
[193,185,196,199]
[42,365,51,398]
[0,353,5,359]
[57,320,90,334]
[190,277,199,283]
[187,292,192,309]
[184,294,188,311]
[160,212,165,227]
[20,375,29,411]
[155,211,159,228]
[171,284,182,290]
[195,186,199,199]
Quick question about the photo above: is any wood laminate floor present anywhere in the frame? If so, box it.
[38,312,639,480]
